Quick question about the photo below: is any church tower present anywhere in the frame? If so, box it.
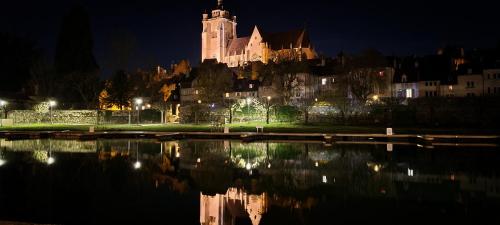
[201,0,237,63]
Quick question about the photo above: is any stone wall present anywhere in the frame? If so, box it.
[7,110,98,124]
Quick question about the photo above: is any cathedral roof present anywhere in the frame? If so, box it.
[262,28,312,50]
[227,37,250,55]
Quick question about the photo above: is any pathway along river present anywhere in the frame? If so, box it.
[0,139,499,224]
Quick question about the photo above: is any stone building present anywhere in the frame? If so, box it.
[201,0,317,67]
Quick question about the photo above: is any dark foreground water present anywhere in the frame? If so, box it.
[0,139,499,225]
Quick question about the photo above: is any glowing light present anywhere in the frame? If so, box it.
[47,157,55,165]
[225,92,230,98]
[175,152,181,158]
[197,100,202,104]
[134,161,142,169]
[49,100,57,107]
[321,78,327,85]
[0,158,6,166]
[135,98,143,105]
[408,168,414,177]
[314,98,318,102]
[372,95,379,101]
[374,165,380,172]
[322,175,327,183]
[0,100,7,107]
[267,96,271,101]
[146,104,151,108]
[246,97,251,104]
[246,162,251,170]
[267,163,271,168]
[315,161,319,167]
[197,158,201,163]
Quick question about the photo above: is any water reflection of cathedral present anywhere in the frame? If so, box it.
[200,188,267,225]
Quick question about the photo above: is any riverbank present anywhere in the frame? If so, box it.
[1,122,500,135]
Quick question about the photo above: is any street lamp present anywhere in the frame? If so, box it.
[0,100,7,119]
[265,96,271,124]
[246,97,251,121]
[48,100,57,124]
[135,98,143,124]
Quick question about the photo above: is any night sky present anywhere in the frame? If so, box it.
[2,0,499,75]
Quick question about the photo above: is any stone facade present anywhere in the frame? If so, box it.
[201,0,317,67]
[7,110,98,124]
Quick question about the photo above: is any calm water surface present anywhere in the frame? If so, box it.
[0,139,499,224]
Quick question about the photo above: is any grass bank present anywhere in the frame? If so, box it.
[1,122,499,134]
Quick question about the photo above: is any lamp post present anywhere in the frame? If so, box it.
[135,98,143,125]
[246,97,251,122]
[266,96,271,124]
[48,100,57,124]
[0,100,7,119]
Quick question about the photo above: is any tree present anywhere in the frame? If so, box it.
[67,71,103,109]
[105,70,132,110]
[54,5,99,104]
[195,61,233,105]
[0,33,41,93]
[347,49,387,104]
[173,60,191,76]
[267,60,309,105]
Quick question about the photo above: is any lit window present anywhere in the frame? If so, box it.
[448,85,453,91]
[225,92,230,98]
[321,78,327,85]
[249,84,253,89]
[408,168,414,177]
[406,89,413,98]
[195,90,199,95]
[332,78,335,83]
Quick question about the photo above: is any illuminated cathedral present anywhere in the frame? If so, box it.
[201,0,317,67]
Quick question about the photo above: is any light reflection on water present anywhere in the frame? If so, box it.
[0,138,500,224]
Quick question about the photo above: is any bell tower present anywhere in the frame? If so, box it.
[201,0,237,63]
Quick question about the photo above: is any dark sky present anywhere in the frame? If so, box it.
[2,0,499,75]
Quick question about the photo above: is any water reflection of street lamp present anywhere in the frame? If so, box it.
[47,140,55,165]
[134,142,141,169]
[0,147,6,166]
[48,100,57,124]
